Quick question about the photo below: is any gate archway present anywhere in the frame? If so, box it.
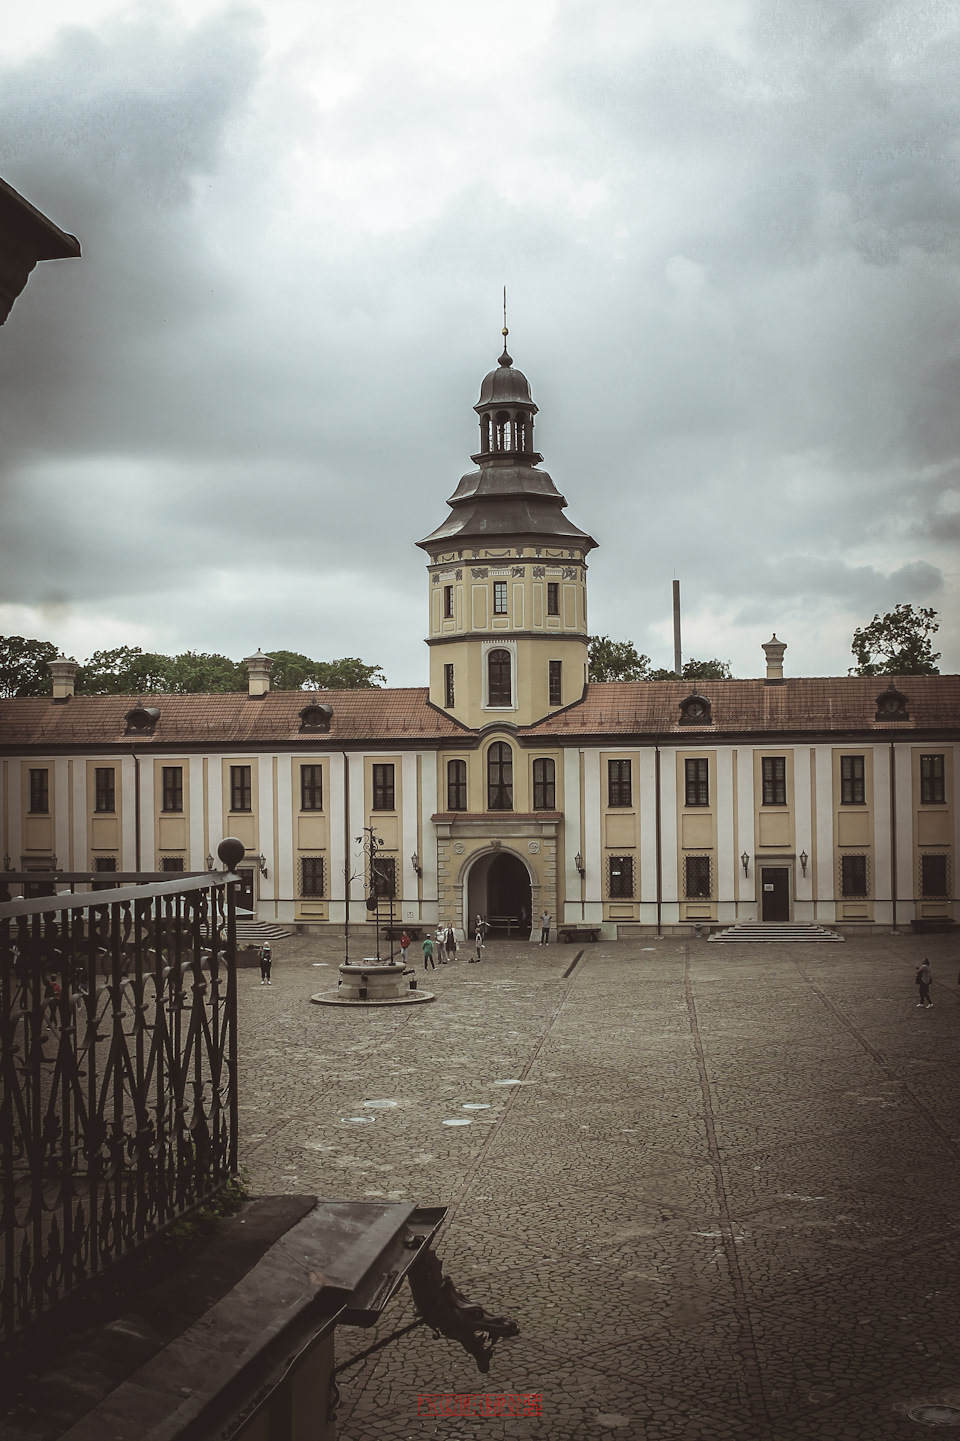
[465,850,532,937]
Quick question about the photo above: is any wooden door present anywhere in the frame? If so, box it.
[761,867,790,921]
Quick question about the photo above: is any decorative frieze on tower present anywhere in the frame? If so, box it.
[418,336,598,729]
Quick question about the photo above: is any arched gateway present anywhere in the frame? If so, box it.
[465,850,532,937]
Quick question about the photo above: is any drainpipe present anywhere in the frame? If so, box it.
[131,746,141,872]
[343,754,350,957]
[655,744,662,938]
[890,741,898,933]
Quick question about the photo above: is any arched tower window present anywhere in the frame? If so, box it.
[447,759,467,811]
[487,648,512,706]
[487,742,513,811]
[532,758,555,810]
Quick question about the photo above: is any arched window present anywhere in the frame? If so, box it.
[532,757,555,810]
[487,742,513,811]
[487,648,512,707]
[447,759,467,811]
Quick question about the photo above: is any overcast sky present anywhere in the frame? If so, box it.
[1,0,958,684]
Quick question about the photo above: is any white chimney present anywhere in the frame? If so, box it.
[48,655,78,700]
[244,650,274,697]
[762,634,786,684]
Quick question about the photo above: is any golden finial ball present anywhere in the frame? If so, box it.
[502,326,509,335]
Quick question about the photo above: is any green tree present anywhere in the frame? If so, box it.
[587,636,651,682]
[850,604,940,676]
[75,647,172,694]
[0,635,59,696]
[165,652,247,693]
[648,657,733,681]
[267,650,384,690]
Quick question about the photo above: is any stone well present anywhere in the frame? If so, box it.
[312,959,435,1008]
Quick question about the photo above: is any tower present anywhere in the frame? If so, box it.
[418,336,597,729]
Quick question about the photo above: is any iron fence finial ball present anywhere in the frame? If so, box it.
[217,837,246,872]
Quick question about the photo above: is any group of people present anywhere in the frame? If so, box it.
[400,916,490,970]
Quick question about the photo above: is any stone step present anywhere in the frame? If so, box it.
[202,920,293,943]
[709,923,843,942]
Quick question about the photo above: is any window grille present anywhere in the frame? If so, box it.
[548,660,562,706]
[840,755,865,805]
[493,580,508,614]
[685,758,709,807]
[608,759,632,807]
[533,758,556,810]
[920,854,949,898]
[300,856,325,898]
[162,766,183,813]
[761,756,786,806]
[447,759,467,810]
[372,763,395,811]
[685,855,711,899]
[160,856,185,872]
[840,854,868,897]
[94,767,115,813]
[92,855,117,891]
[230,766,251,812]
[487,743,513,811]
[372,855,396,898]
[444,663,455,708]
[547,582,559,615]
[609,855,634,898]
[920,755,945,805]
[29,769,48,814]
[487,649,512,706]
[300,765,323,811]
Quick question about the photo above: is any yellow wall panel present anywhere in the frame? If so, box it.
[298,816,327,849]
[681,813,713,848]
[837,811,870,845]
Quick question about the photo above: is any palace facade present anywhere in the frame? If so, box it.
[1,342,957,935]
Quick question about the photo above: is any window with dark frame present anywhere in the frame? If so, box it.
[160,856,185,872]
[372,763,395,811]
[487,742,513,811]
[28,769,48,814]
[533,757,556,810]
[444,663,455,708]
[160,766,183,813]
[447,759,467,811]
[920,854,948,898]
[548,659,562,706]
[230,765,252,812]
[685,855,711,899]
[609,854,634,898]
[300,856,325,898]
[493,580,508,614]
[547,582,559,615]
[300,764,323,811]
[372,855,396,898]
[685,758,709,807]
[920,754,945,804]
[487,648,512,706]
[443,585,454,618]
[94,767,115,813]
[608,759,632,807]
[840,755,865,805]
[761,756,786,806]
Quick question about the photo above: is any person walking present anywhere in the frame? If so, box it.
[259,941,272,985]
[539,909,551,945]
[399,930,411,966]
[916,958,933,1008]
[471,925,483,963]
[474,914,486,947]
[444,925,457,964]
[422,935,436,970]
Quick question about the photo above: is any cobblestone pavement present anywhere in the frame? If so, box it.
[237,932,960,1440]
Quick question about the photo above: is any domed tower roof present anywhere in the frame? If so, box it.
[418,335,597,556]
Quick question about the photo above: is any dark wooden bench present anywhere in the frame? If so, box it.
[380,925,423,941]
[557,925,600,943]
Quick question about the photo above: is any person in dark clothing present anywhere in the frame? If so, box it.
[916,958,932,1008]
[444,926,457,963]
[259,942,272,985]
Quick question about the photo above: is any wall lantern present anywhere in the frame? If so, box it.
[2,855,10,871]
[206,854,214,871]
[256,853,268,878]
[741,851,750,878]
[799,850,809,877]
[574,852,585,877]
[411,852,422,876]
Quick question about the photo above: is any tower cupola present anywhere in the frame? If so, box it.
[474,337,540,460]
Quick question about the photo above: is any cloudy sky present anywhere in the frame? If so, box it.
[1,0,958,684]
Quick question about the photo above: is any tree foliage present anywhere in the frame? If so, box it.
[850,604,940,676]
[587,636,651,682]
[0,635,59,697]
[648,658,733,681]
[268,650,386,690]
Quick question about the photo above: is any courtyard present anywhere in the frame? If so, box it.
[238,931,960,1441]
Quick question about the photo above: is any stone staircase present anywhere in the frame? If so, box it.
[203,916,292,946]
[708,922,844,943]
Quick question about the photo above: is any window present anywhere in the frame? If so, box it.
[609,855,634,898]
[447,759,467,811]
[920,854,948,897]
[443,585,454,618]
[608,759,632,808]
[921,755,945,804]
[300,856,325,898]
[444,663,455,708]
[761,757,786,806]
[300,765,323,811]
[372,763,395,811]
[685,758,709,807]
[160,856,185,872]
[549,660,562,707]
[533,758,556,810]
[487,742,513,811]
[94,767,115,813]
[685,855,712,899]
[29,769,48,814]
[840,854,868,896]
[840,755,865,805]
[487,649,512,707]
[162,766,183,813]
[92,855,117,891]
[230,765,252,812]
[493,580,508,614]
[372,855,396,898]
[547,582,559,616]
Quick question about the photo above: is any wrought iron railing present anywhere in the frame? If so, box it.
[0,869,238,1342]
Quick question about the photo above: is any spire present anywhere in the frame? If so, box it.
[500,286,512,366]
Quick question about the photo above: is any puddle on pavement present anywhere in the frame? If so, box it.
[462,1103,490,1110]
[443,1118,473,1126]
[341,1116,376,1124]
[362,1100,399,1108]
[492,1079,527,1086]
